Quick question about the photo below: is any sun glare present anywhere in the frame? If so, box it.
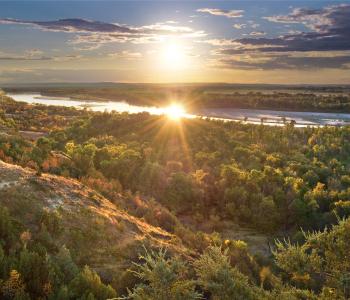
[164,104,186,120]
[161,43,186,69]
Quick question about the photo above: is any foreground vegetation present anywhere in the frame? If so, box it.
[1,93,350,299]
[1,197,349,299]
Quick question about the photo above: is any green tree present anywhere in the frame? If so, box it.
[163,172,197,213]
[0,206,19,252]
[127,248,201,300]
[69,266,116,300]
[194,246,262,300]
[17,249,51,298]
[274,217,350,298]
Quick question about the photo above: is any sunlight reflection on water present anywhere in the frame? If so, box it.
[7,93,350,127]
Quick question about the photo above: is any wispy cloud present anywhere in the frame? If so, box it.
[197,8,244,18]
[249,31,266,36]
[0,49,81,61]
[0,55,50,61]
[108,50,142,60]
[250,22,260,29]
[233,23,246,29]
[263,6,337,32]
[213,52,350,70]
[200,39,242,47]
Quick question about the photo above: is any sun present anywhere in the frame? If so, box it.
[161,42,186,69]
[164,104,186,120]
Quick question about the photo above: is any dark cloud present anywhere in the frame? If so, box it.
[264,5,350,34]
[0,18,136,33]
[223,4,350,54]
[212,4,350,70]
[0,18,205,48]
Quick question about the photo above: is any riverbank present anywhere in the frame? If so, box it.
[6,92,350,127]
[4,83,350,114]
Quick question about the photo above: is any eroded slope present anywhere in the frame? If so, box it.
[0,160,189,279]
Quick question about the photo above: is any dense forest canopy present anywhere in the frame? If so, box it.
[1,93,350,299]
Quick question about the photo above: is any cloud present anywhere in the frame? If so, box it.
[233,24,246,29]
[26,49,44,57]
[249,31,266,36]
[197,8,244,18]
[210,4,350,70]
[0,50,81,62]
[234,4,350,53]
[73,44,101,51]
[250,23,260,29]
[0,56,50,61]
[165,20,178,24]
[0,49,50,61]
[0,18,206,49]
[0,68,143,83]
[213,52,350,70]
[263,6,336,32]
[201,39,276,49]
[108,50,142,60]
[52,55,82,62]
[140,22,198,34]
[0,18,136,33]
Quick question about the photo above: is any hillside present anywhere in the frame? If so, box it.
[0,160,188,280]
[2,96,350,298]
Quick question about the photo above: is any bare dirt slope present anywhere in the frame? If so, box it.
[0,160,189,278]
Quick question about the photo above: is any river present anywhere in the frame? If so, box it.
[7,92,350,127]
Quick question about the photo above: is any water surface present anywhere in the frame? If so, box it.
[7,93,350,127]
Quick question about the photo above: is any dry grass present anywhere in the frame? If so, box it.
[0,160,190,278]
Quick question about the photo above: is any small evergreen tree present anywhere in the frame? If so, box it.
[127,248,202,300]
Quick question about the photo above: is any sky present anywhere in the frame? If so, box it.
[0,0,350,84]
